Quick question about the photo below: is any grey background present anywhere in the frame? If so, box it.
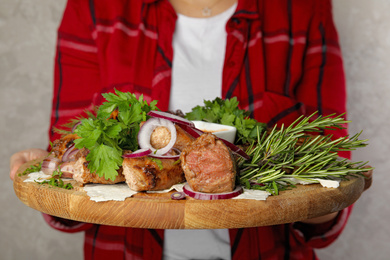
[1,0,389,259]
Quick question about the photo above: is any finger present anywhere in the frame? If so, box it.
[299,212,338,224]
[362,168,373,178]
[9,149,48,181]
[26,148,49,161]
[10,156,28,181]
[362,166,373,191]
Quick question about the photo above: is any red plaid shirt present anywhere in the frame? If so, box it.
[46,0,352,259]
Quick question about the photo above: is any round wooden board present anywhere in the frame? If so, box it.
[13,159,365,229]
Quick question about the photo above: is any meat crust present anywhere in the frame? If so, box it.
[180,133,236,193]
[71,157,126,185]
[122,157,185,191]
[51,134,80,160]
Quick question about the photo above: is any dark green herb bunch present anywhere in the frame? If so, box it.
[73,90,158,180]
[238,113,373,195]
[184,97,266,144]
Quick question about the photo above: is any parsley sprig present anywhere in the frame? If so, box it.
[37,167,73,190]
[73,90,158,180]
[19,162,42,176]
[184,97,266,144]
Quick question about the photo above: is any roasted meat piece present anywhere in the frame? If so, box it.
[180,133,237,193]
[122,156,185,191]
[51,134,80,160]
[70,157,126,185]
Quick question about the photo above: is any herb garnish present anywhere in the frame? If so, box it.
[54,108,97,136]
[237,113,373,195]
[184,97,266,144]
[73,90,158,180]
[37,168,73,190]
[19,162,42,176]
[149,157,163,170]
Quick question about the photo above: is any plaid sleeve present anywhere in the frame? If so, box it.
[295,0,350,159]
[49,0,101,143]
[290,205,353,249]
[42,213,94,233]
[288,1,353,247]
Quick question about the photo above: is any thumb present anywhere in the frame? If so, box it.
[362,166,373,191]
[10,156,28,181]
[10,149,49,181]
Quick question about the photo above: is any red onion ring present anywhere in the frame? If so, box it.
[180,125,204,139]
[183,184,243,200]
[122,148,152,158]
[171,192,186,200]
[71,121,82,133]
[138,117,177,155]
[41,156,61,175]
[178,124,249,160]
[218,138,250,160]
[249,180,265,187]
[59,162,75,178]
[148,148,181,160]
[147,111,195,127]
[62,144,79,162]
[148,153,180,160]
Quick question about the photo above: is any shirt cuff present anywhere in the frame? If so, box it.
[42,213,94,233]
[290,205,353,248]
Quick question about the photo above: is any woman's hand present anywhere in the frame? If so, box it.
[362,166,373,191]
[9,148,49,180]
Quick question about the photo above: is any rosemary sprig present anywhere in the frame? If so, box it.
[238,113,372,195]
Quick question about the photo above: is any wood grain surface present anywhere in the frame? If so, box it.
[13,159,365,229]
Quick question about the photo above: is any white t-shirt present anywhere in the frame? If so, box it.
[164,4,237,260]
[168,4,237,113]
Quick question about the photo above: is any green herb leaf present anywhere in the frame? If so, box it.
[149,157,163,170]
[185,97,266,144]
[73,90,158,179]
[20,162,42,176]
[37,168,73,190]
[86,144,123,180]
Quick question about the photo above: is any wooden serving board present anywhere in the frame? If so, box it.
[13,159,365,229]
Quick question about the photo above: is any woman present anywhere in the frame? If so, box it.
[10,0,372,259]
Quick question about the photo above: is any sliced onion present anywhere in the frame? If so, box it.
[123,148,152,158]
[149,148,181,160]
[41,156,61,175]
[179,126,249,160]
[62,143,79,162]
[149,153,180,160]
[138,117,177,155]
[218,138,250,160]
[249,180,265,187]
[59,162,75,178]
[148,111,195,127]
[71,121,82,133]
[183,184,243,200]
[180,125,204,139]
[171,192,186,200]
[175,123,249,160]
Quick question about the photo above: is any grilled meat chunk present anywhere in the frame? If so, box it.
[180,133,236,193]
[170,124,196,151]
[122,156,185,191]
[71,157,126,185]
[51,134,80,160]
